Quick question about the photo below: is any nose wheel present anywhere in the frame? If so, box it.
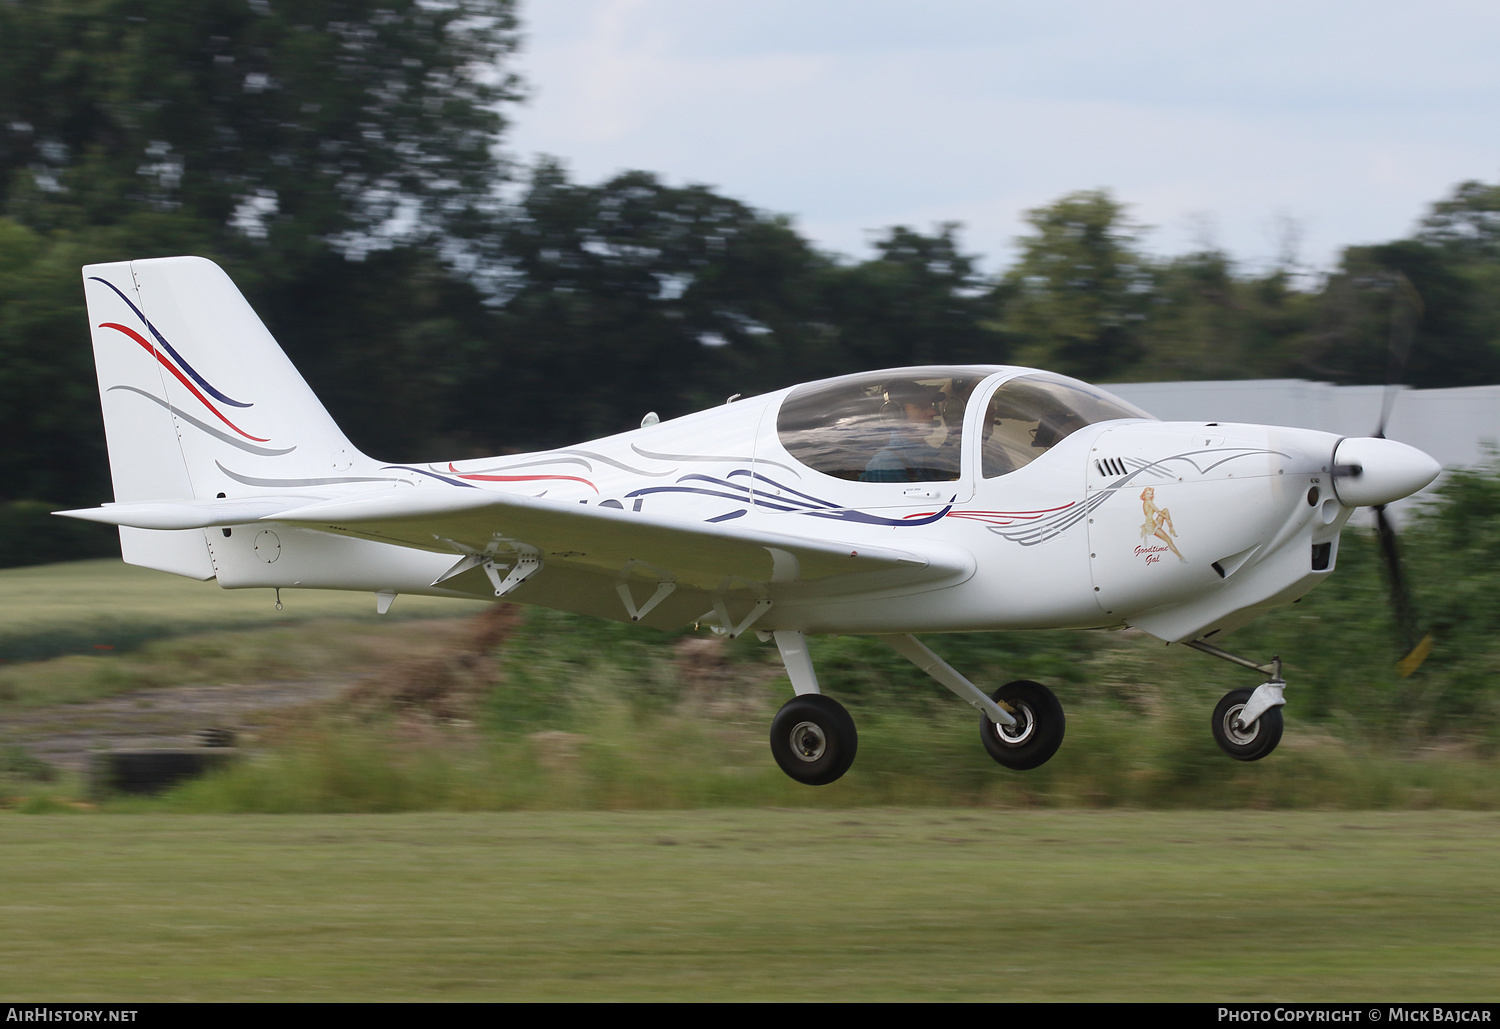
[1211,687,1284,761]
[1186,640,1290,762]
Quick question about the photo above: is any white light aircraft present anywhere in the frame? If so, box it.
[60,257,1441,785]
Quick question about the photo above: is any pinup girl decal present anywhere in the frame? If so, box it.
[1139,487,1186,563]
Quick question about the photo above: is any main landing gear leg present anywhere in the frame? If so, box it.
[1185,639,1287,762]
[763,631,1070,784]
[884,634,1065,771]
[768,631,857,786]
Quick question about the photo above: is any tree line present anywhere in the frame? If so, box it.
[3,0,1499,558]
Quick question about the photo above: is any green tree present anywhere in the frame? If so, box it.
[0,0,520,257]
[0,210,222,507]
[1417,179,1500,261]
[1295,239,1500,389]
[0,217,105,505]
[999,190,1156,380]
[0,0,522,518]
[1415,179,1500,386]
[473,162,833,448]
[1286,179,1500,390]
[254,245,496,462]
[1133,250,1316,382]
[476,176,1006,450]
[820,224,1003,371]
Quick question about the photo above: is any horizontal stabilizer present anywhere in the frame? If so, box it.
[55,495,331,530]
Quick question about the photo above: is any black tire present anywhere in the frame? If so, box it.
[1211,687,1284,761]
[979,679,1065,770]
[770,694,858,786]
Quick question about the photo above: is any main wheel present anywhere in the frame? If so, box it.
[770,694,858,786]
[1211,687,1284,761]
[979,679,1065,770]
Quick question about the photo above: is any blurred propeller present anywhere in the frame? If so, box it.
[1371,272,1432,677]
[1375,272,1422,439]
[1373,504,1430,676]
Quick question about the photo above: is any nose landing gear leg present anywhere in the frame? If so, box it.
[1185,639,1287,762]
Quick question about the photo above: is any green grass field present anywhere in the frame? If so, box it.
[0,559,487,708]
[3,550,1499,1001]
[4,556,1500,811]
[0,558,484,663]
[0,810,1495,1001]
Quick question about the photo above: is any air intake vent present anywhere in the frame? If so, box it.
[1094,457,1127,478]
[1311,542,1332,571]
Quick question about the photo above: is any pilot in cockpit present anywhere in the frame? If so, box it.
[860,381,954,482]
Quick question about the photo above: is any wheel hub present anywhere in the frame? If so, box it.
[1222,704,1260,745]
[789,721,827,762]
[993,701,1036,746]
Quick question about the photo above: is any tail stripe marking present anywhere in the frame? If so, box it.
[446,463,598,493]
[88,276,251,407]
[98,322,270,442]
[106,385,295,456]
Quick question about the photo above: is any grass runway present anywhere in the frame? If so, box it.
[2,809,1496,1002]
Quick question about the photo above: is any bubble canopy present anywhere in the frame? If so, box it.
[774,367,1153,483]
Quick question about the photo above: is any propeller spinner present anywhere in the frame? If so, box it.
[1330,436,1441,508]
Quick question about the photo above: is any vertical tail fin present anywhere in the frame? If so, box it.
[83,256,365,575]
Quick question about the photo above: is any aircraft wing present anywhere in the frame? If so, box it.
[59,488,971,592]
[269,487,969,591]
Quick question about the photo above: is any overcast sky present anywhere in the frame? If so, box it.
[504,0,1500,275]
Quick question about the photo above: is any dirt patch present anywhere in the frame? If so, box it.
[1,605,782,777]
[341,603,522,722]
[674,635,784,719]
[0,606,528,775]
[0,679,350,774]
